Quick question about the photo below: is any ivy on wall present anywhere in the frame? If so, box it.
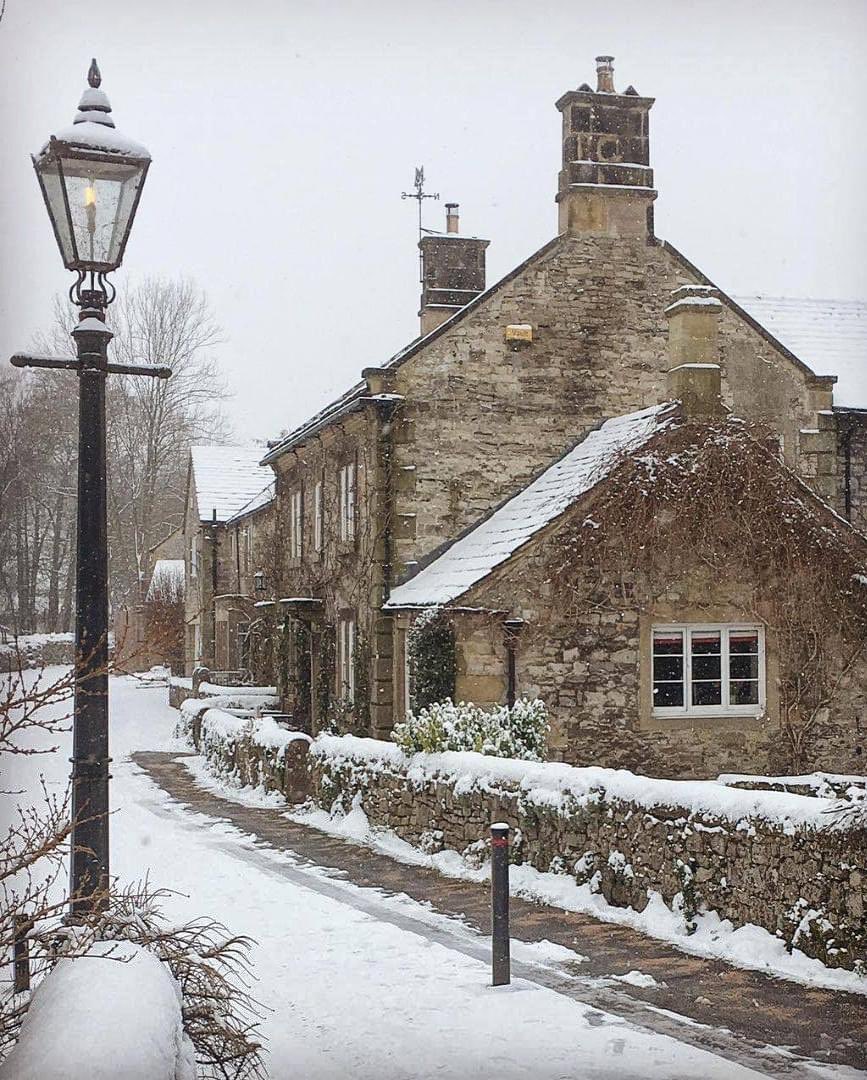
[408,608,456,713]
[315,624,335,726]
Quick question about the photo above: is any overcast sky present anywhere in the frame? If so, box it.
[1,0,866,439]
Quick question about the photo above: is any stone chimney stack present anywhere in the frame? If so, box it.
[418,205,490,336]
[555,56,656,239]
[665,285,726,417]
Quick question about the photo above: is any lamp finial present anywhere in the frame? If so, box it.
[88,58,101,88]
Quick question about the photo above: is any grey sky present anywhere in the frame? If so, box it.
[2,0,866,439]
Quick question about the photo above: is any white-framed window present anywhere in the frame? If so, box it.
[652,624,765,717]
[337,613,356,703]
[241,523,252,573]
[338,462,356,544]
[189,535,198,580]
[289,488,303,560]
[313,479,324,554]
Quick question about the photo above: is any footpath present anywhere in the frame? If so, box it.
[133,751,867,1078]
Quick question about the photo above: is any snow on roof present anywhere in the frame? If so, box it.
[190,445,272,524]
[227,480,276,524]
[386,402,677,609]
[734,296,867,409]
[146,559,185,602]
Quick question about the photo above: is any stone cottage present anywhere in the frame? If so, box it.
[184,56,867,774]
[384,291,867,777]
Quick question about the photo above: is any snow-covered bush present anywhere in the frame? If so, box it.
[391,697,549,761]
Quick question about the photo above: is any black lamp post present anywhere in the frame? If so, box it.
[11,60,170,918]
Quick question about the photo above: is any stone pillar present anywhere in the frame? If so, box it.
[665,285,725,418]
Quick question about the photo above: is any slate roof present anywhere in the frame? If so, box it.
[385,402,677,609]
[227,479,277,525]
[733,296,867,409]
[189,446,272,524]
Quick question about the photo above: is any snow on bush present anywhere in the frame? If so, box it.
[0,940,196,1080]
[392,697,549,761]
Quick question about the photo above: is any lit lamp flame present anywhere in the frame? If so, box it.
[84,183,97,259]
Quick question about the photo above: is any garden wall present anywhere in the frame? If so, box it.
[308,735,867,971]
[175,699,309,801]
[168,677,278,711]
[0,633,76,672]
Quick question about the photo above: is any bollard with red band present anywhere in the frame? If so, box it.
[490,822,511,986]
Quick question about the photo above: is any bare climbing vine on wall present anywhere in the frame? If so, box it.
[544,418,867,770]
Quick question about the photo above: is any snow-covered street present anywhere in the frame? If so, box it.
[3,673,862,1079]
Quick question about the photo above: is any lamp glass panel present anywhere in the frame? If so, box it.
[58,153,145,268]
[36,159,75,265]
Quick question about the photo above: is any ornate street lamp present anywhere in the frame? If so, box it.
[11,60,170,918]
[33,59,150,284]
[254,570,267,596]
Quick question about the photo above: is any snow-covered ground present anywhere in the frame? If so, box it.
[3,672,861,1079]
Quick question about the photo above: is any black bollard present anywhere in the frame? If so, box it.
[490,822,511,986]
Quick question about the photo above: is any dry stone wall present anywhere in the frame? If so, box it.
[309,736,867,972]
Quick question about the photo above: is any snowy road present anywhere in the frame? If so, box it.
[5,674,861,1079]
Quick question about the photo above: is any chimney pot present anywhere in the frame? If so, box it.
[445,203,459,234]
[595,55,615,93]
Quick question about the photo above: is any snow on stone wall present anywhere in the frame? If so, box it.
[309,735,867,971]
[176,699,310,801]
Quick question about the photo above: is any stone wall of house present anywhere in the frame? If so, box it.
[309,737,867,971]
[838,412,867,535]
[461,529,867,778]
[268,406,396,736]
[388,235,830,584]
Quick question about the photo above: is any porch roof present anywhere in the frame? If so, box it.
[385,402,677,610]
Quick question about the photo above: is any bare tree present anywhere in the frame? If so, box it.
[2,276,231,628]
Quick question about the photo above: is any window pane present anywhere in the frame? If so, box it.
[730,654,759,680]
[653,681,683,707]
[729,631,759,655]
[653,655,682,682]
[692,680,722,706]
[730,679,759,705]
[692,654,721,680]
[653,631,682,655]
[691,631,721,655]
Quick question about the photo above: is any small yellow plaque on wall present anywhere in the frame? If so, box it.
[504,323,533,346]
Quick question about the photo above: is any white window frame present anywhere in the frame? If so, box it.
[338,462,356,544]
[289,488,303,560]
[337,613,356,703]
[651,623,765,719]
[241,523,252,573]
[189,535,198,580]
[313,479,323,554]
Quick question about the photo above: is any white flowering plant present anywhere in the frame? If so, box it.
[392,697,549,761]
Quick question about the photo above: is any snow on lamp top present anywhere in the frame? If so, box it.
[35,58,150,162]
[32,58,151,273]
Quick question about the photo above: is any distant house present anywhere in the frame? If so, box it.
[182,445,274,675]
[113,526,183,671]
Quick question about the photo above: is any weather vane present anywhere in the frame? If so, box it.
[402,166,439,284]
